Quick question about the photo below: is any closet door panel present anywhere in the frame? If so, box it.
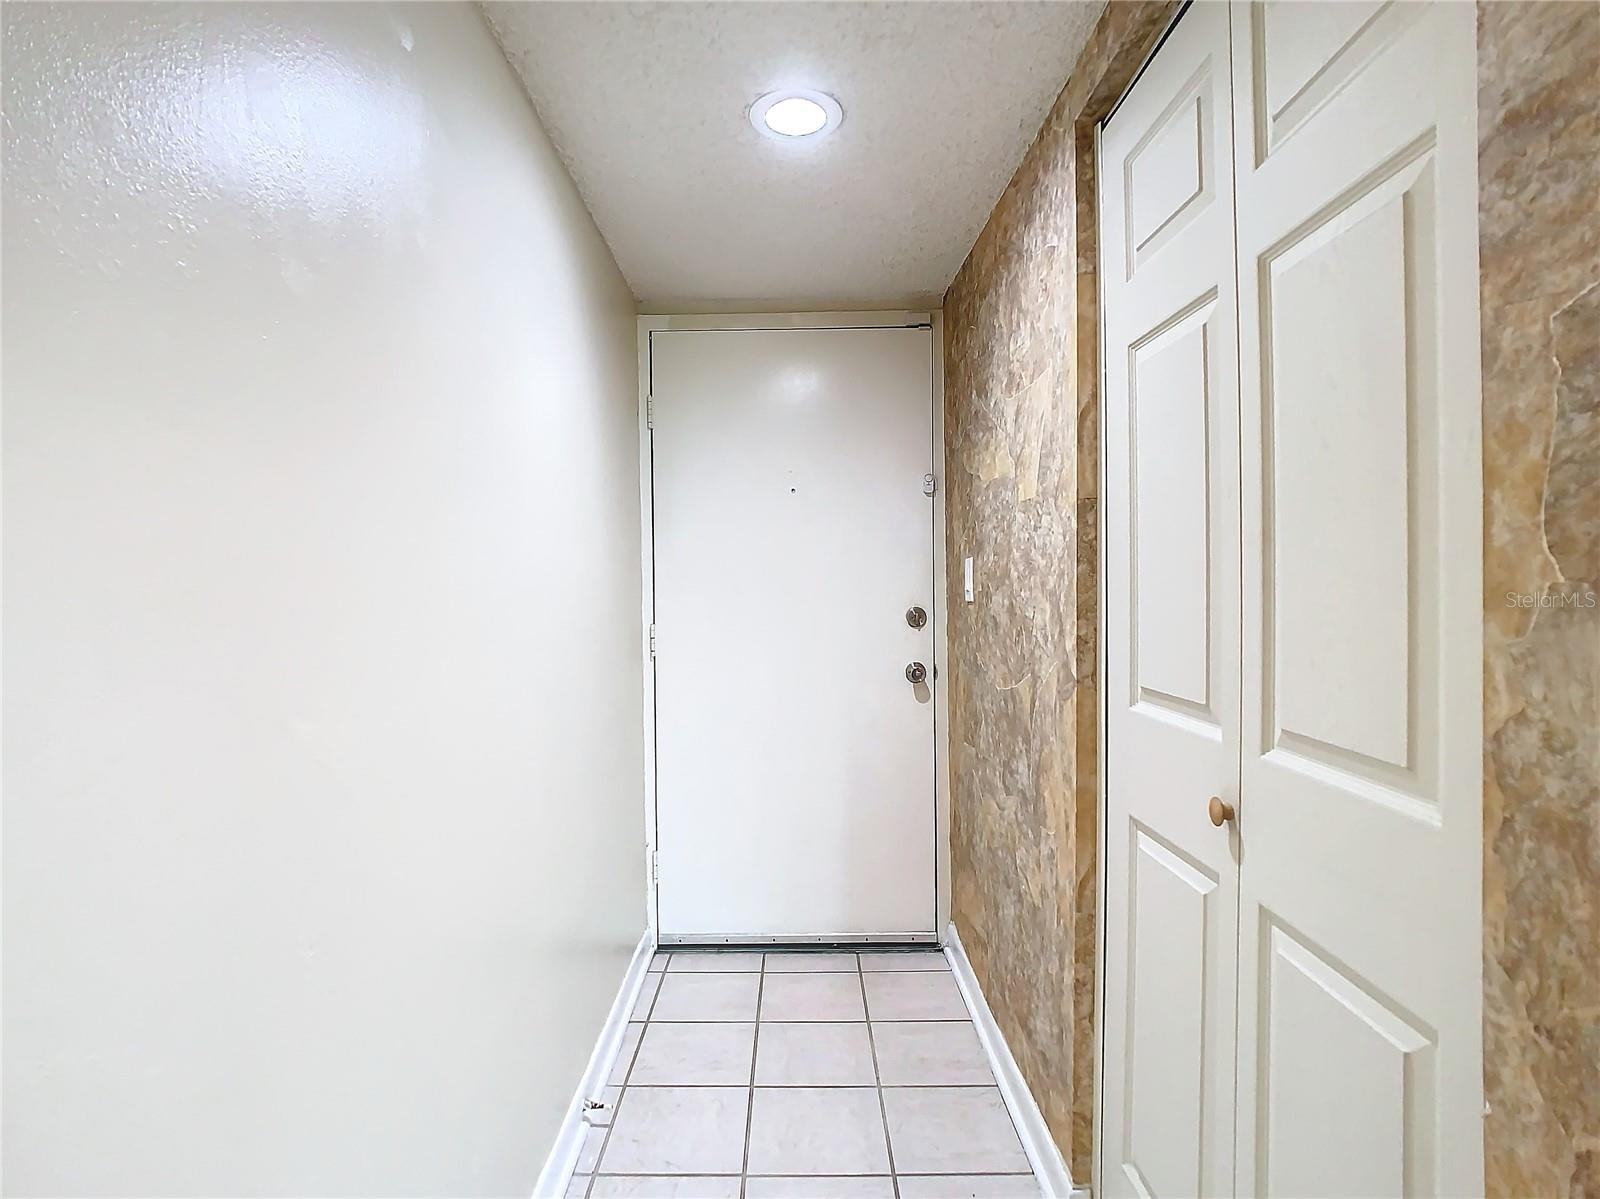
[1230,3,1483,1196]
[1098,4,1242,1195]
[1134,304,1217,714]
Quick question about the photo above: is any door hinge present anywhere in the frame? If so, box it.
[923,473,938,497]
[646,397,655,428]
[648,623,657,658]
[651,851,659,885]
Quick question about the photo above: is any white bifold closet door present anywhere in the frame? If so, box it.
[1100,4,1243,1197]
[1099,3,1482,1196]
[1228,3,1483,1195]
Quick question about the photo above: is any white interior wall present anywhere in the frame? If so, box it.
[1,3,645,1194]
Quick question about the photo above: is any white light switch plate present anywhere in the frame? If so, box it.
[963,556,975,602]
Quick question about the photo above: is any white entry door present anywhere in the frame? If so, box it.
[650,325,937,942]
[1229,3,1483,1195]
[1098,3,1244,1195]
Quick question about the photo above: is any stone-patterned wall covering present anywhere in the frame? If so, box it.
[1478,4,1600,1196]
[940,1,1175,1176]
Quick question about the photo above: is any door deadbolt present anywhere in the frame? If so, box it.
[905,662,928,684]
[905,605,927,629]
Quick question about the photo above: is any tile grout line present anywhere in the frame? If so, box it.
[646,1020,970,1024]
[618,1081,998,1089]
[585,961,666,1199]
[590,1172,1036,1178]
[739,953,765,1199]
[858,955,901,1199]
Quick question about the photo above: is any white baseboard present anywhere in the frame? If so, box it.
[944,923,1089,1199]
[532,930,654,1199]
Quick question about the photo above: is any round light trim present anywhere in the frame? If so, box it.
[749,89,842,141]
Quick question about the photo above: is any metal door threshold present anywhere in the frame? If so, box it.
[658,932,939,948]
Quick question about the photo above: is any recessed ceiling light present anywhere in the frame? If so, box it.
[749,89,842,141]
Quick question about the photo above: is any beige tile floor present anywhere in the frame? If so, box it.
[568,948,1043,1199]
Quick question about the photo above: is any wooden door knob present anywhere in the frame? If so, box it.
[1208,796,1235,826]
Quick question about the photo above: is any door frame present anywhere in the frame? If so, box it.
[635,311,951,944]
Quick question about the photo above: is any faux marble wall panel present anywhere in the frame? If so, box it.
[940,1,1176,1176]
[1478,4,1600,1195]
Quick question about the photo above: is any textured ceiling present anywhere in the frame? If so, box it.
[482,1,1105,309]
